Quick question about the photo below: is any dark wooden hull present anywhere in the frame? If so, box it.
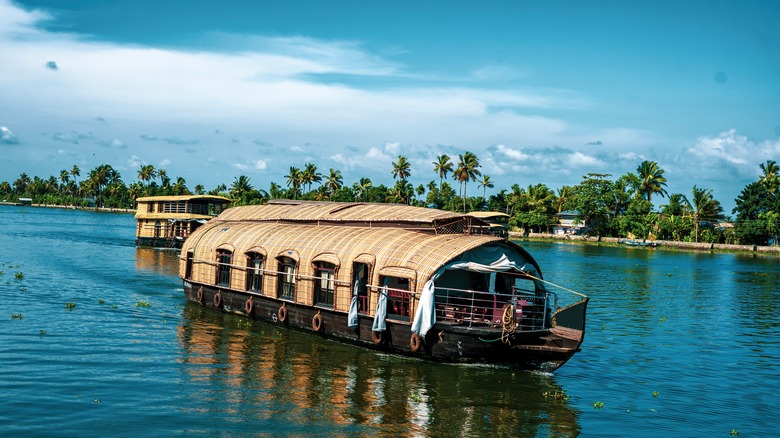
[136,236,184,249]
[183,281,584,372]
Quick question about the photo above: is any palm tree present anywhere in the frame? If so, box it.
[555,186,571,213]
[157,168,169,190]
[759,160,779,194]
[432,154,453,189]
[683,185,724,242]
[59,170,70,194]
[230,175,253,203]
[171,177,189,195]
[453,151,481,212]
[324,168,343,198]
[137,165,156,186]
[302,163,322,194]
[70,165,80,185]
[193,184,205,195]
[478,174,494,202]
[285,166,302,199]
[352,177,372,201]
[637,160,668,201]
[391,155,411,182]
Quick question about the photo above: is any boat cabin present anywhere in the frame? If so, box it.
[135,195,230,248]
[466,211,511,238]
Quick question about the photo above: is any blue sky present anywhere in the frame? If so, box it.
[1,0,779,213]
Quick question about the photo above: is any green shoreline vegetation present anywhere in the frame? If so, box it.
[1,156,779,248]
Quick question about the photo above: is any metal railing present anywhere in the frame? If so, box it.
[433,286,553,330]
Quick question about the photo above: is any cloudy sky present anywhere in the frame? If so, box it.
[1,0,779,212]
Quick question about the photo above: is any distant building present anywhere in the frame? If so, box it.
[18,197,32,205]
[554,211,585,235]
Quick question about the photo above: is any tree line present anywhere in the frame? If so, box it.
[1,154,778,246]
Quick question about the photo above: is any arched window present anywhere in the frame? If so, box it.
[245,252,264,292]
[216,249,232,287]
[277,256,296,300]
[314,262,336,307]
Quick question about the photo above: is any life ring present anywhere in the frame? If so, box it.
[196,286,203,303]
[244,297,254,314]
[371,330,384,345]
[312,312,323,333]
[213,291,222,308]
[410,333,423,353]
[277,305,287,323]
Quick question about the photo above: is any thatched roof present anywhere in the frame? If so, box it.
[136,195,231,203]
[217,200,485,232]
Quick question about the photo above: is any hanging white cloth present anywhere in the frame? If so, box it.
[411,247,542,337]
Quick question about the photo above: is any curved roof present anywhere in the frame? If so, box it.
[217,200,471,225]
[136,195,231,202]
[182,215,540,290]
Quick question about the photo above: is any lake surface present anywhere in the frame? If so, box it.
[1,205,778,437]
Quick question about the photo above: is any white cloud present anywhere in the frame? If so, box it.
[1,125,19,144]
[566,151,604,168]
[159,159,171,167]
[253,159,267,171]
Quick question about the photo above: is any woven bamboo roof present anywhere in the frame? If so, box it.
[136,195,231,203]
[183,220,535,289]
[217,200,481,229]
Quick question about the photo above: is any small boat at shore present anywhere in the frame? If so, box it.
[135,195,230,248]
[178,200,589,372]
[620,238,661,248]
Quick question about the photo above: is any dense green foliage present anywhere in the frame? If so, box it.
[1,158,778,245]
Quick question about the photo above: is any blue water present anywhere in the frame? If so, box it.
[1,205,778,437]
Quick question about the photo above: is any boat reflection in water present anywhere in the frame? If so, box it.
[134,247,181,277]
[177,303,581,436]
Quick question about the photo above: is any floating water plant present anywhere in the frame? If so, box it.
[12,313,23,320]
[98,299,105,304]
[593,401,604,409]
[652,391,659,398]
[110,305,118,309]
[135,300,151,307]
[65,302,76,309]
[730,429,740,436]
[14,272,24,280]
[40,330,46,335]
[543,390,570,401]
[659,317,666,322]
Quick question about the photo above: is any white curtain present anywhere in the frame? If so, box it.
[411,248,542,337]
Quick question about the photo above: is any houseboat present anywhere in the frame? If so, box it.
[178,200,588,372]
[135,195,230,248]
[467,211,511,238]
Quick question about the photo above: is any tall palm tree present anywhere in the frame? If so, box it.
[391,155,411,182]
[324,168,343,198]
[59,170,70,194]
[432,154,453,189]
[478,174,494,202]
[683,185,724,242]
[70,165,80,186]
[759,160,779,194]
[230,175,253,203]
[193,184,205,195]
[285,166,302,199]
[157,168,169,190]
[302,163,322,194]
[137,164,156,186]
[637,160,668,201]
[352,177,372,201]
[453,151,481,212]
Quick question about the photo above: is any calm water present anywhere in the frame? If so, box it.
[1,205,778,437]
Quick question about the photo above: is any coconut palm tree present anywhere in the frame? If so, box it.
[324,168,343,198]
[392,155,411,182]
[683,185,724,242]
[285,166,302,199]
[70,165,80,185]
[137,164,156,187]
[193,184,205,195]
[432,154,453,189]
[302,163,322,194]
[453,151,481,212]
[352,177,372,201]
[759,160,779,194]
[230,175,253,204]
[478,174,494,202]
[637,160,668,201]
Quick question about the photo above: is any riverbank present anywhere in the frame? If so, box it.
[512,231,780,255]
[0,201,134,213]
